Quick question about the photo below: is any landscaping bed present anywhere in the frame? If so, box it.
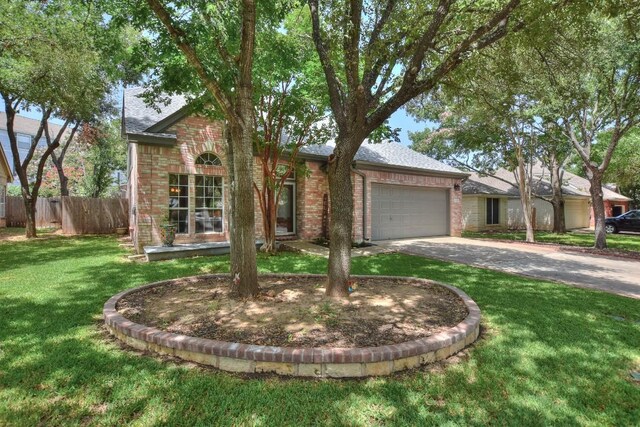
[116,276,468,348]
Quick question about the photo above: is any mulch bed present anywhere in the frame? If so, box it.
[117,276,468,348]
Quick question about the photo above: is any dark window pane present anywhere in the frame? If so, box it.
[486,198,499,225]
[169,174,189,234]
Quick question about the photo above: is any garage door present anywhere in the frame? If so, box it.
[371,184,449,240]
[565,199,590,229]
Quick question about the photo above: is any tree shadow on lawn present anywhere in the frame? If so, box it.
[1,246,639,425]
[0,235,124,274]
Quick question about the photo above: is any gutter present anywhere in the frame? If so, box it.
[126,132,177,146]
[353,160,470,179]
[351,166,368,242]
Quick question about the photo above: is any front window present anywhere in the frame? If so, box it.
[195,175,224,233]
[169,174,189,233]
[195,152,222,166]
[486,198,500,225]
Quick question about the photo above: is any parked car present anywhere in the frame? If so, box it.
[605,210,640,233]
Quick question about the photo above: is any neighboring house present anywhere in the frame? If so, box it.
[462,166,630,232]
[0,112,65,176]
[123,88,469,253]
[0,144,13,227]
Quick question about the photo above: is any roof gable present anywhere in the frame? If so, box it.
[123,87,187,135]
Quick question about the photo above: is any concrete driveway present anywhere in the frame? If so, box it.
[380,237,640,299]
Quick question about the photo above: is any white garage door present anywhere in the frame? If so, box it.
[371,184,449,240]
[565,199,590,229]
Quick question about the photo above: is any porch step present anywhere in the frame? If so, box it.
[144,241,263,262]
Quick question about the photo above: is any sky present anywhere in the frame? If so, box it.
[1,98,432,147]
[389,108,431,146]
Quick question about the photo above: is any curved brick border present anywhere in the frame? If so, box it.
[104,274,481,377]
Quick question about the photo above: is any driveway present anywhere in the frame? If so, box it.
[380,237,640,299]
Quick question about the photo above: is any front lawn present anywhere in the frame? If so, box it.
[463,230,640,252]
[1,235,638,425]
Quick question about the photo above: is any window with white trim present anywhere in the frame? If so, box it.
[195,175,224,233]
[195,152,222,166]
[168,174,189,233]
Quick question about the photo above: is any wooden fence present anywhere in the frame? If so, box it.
[6,196,128,235]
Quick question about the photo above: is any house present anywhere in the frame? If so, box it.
[0,112,65,176]
[0,144,13,228]
[123,88,469,253]
[462,166,630,232]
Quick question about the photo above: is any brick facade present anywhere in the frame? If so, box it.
[589,200,630,227]
[129,115,464,252]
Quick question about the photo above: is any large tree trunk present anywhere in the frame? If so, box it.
[23,195,37,238]
[326,145,354,298]
[550,196,566,234]
[587,169,607,249]
[53,160,69,197]
[228,120,259,298]
[515,150,535,243]
[549,161,566,234]
[259,185,278,254]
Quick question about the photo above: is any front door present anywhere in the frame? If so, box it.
[276,183,295,235]
[612,205,624,217]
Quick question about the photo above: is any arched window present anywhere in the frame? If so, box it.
[195,152,222,166]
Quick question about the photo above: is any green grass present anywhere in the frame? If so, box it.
[1,235,638,426]
[463,230,640,252]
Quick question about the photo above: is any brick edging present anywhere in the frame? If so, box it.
[104,274,481,377]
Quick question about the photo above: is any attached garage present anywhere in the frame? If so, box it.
[565,198,590,229]
[371,184,449,240]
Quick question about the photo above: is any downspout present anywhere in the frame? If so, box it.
[351,166,367,242]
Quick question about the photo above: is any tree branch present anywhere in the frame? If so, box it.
[145,0,236,121]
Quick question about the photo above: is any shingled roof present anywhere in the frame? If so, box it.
[300,141,466,175]
[122,87,467,177]
[123,88,187,136]
[463,166,630,202]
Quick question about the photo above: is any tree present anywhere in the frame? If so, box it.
[120,0,290,297]
[77,121,127,198]
[579,128,640,210]
[253,18,328,253]
[307,0,565,295]
[49,125,79,197]
[538,13,640,248]
[604,129,640,209]
[536,125,573,233]
[0,1,125,237]
[407,39,574,238]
